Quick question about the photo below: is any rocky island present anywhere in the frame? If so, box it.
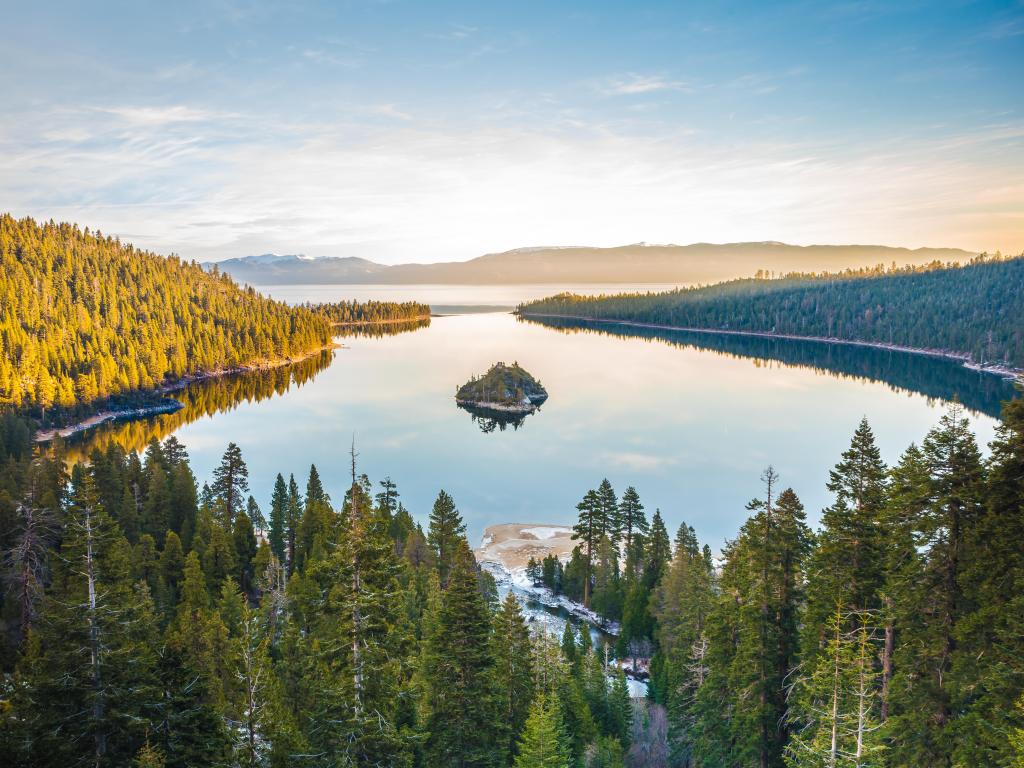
[455,362,548,414]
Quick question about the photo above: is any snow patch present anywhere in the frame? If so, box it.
[520,526,572,541]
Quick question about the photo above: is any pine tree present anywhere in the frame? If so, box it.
[427,489,466,585]
[785,605,885,768]
[15,467,159,766]
[296,463,336,573]
[591,535,623,621]
[617,486,648,568]
[160,552,233,766]
[168,461,198,548]
[159,530,185,613]
[421,539,498,766]
[955,395,1024,765]
[597,479,619,545]
[608,668,633,749]
[304,463,328,508]
[202,520,237,588]
[574,489,602,608]
[300,454,412,765]
[644,509,671,588]
[155,642,232,768]
[3,496,56,645]
[140,441,171,546]
[232,510,258,594]
[211,442,249,525]
[561,621,578,666]
[229,590,302,768]
[652,523,715,763]
[245,495,266,536]
[697,468,810,768]
[133,533,161,597]
[375,476,399,517]
[285,474,302,575]
[513,693,570,768]
[493,592,536,765]
[803,418,889,672]
[268,473,287,563]
[888,403,985,767]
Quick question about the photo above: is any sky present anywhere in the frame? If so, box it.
[1,0,1022,263]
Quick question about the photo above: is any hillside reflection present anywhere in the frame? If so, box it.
[63,349,336,461]
[334,318,431,338]
[520,316,1019,419]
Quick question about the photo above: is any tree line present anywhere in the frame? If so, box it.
[302,299,431,324]
[0,215,334,418]
[518,253,1024,370]
[0,427,644,767]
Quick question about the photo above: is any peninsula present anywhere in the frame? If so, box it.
[455,362,548,414]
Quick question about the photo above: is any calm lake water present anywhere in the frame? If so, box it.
[68,284,1018,549]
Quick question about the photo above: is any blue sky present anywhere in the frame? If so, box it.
[1,0,1022,262]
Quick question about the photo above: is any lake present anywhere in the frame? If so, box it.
[65,284,1018,550]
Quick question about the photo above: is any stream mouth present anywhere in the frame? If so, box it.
[482,560,650,697]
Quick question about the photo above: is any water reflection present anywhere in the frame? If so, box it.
[51,309,1014,549]
[62,349,336,462]
[335,318,431,338]
[520,315,1019,419]
[458,403,534,433]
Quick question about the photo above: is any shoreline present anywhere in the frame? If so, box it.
[34,400,185,443]
[34,342,339,443]
[330,315,431,326]
[455,398,539,414]
[519,312,1024,383]
[157,341,339,394]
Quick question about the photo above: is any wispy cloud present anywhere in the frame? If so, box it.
[96,105,218,126]
[4,103,1022,262]
[428,23,478,41]
[597,73,692,96]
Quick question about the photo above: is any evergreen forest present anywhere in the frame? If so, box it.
[0,215,334,417]
[518,254,1024,370]
[303,300,431,325]
[1,393,1022,766]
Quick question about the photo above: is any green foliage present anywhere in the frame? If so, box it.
[785,606,886,768]
[0,214,332,413]
[427,489,466,585]
[519,253,1024,368]
[492,592,536,764]
[456,361,548,408]
[514,693,570,768]
[421,539,498,766]
[3,390,1024,768]
[210,442,249,524]
[303,298,431,324]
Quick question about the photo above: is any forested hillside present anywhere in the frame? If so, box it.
[0,215,333,415]
[519,254,1024,370]
[2,398,1023,766]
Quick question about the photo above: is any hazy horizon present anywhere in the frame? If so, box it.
[3,1,1022,263]
[206,240,982,266]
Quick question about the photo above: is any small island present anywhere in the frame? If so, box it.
[456,362,548,415]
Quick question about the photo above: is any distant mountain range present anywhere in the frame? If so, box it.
[206,243,976,286]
